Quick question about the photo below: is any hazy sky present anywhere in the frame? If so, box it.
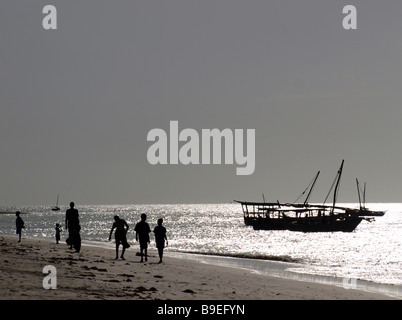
[2,1,402,205]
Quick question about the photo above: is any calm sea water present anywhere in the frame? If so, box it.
[1,203,401,294]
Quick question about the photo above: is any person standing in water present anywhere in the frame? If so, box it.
[134,214,150,262]
[15,211,25,242]
[109,215,130,260]
[153,218,168,264]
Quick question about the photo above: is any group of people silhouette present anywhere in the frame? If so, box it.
[15,202,168,263]
[109,213,168,263]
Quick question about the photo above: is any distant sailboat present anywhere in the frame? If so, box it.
[51,194,61,211]
[351,179,385,217]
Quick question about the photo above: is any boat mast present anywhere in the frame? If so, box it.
[356,178,362,210]
[303,171,320,206]
[332,160,344,214]
[294,171,320,204]
[362,182,366,208]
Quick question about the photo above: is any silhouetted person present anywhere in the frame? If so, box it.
[55,223,62,244]
[65,202,81,253]
[109,215,130,260]
[135,214,150,262]
[15,211,25,242]
[153,218,168,264]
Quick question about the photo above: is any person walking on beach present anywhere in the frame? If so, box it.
[65,202,81,253]
[55,223,62,244]
[134,214,150,262]
[153,218,168,264]
[109,215,130,260]
[15,211,25,242]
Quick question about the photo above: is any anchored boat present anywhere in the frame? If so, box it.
[236,160,368,232]
[237,201,363,232]
[51,194,61,211]
[349,179,386,217]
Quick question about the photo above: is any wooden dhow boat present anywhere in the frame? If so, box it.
[237,201,363,232]
[348,179,386,217]
[236,160,368,232]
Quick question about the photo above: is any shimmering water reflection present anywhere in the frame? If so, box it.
[0,203,401,288]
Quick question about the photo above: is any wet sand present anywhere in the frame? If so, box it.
[0,235,394,300]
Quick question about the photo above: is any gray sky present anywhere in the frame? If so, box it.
[1,0,402,205]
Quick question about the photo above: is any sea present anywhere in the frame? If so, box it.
[1,203,401,298]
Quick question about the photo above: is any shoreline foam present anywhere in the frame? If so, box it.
[168,251,402,299]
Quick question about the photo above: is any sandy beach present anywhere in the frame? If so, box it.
[0,235,394,300]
